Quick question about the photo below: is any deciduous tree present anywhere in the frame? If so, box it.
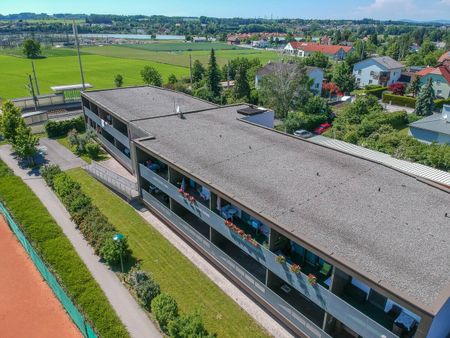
[141,66,163,87]
[114,74,123,87]
[22,39,41,59]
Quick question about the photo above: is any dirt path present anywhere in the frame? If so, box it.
[0,215,81,338]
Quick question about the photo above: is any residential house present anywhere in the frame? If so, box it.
[438,51,450,64]
[255,62,324,94]
[416,65,450,99]
[81,85,450,338]
[408,105,450,144]
[283,42,353,60]
[251,39,269,48]
[352,56,404,88]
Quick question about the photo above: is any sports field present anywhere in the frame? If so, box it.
[0,215,81,338]
[0,42,281,99]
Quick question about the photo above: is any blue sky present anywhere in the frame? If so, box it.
[1,0,450,20]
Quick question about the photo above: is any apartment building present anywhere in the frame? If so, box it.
[81,86,450,338]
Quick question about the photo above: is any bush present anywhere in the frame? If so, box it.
[0,174,129,337]
[43,166,131,265]
[40,164,62,187]
[135,278,161,310]
[435,98,450,109]
[86,142,101,159]
[283,112,328,134]
[151,293,179,331]
[99,235,131,266]
[168,313,215,338]
[382,93,417,108]
[364,86,388,99]
[388,82,406,96]
[45,116,85,138]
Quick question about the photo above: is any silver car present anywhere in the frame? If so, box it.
[293,129,314,139]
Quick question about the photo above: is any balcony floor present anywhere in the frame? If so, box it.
[216,240,266,283]
[272,284,325,328]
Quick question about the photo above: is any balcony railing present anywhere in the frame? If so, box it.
[138,164,398,338]
[142,189,331,338]
[84,107,130,147]
[91,127,132,170]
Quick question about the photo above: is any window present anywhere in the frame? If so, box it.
[356,78,361,83]
[437,89,442,96]
[315,83,319,88]
[357,69,362,75]
[369,80,373,84]
[370,70,375,76]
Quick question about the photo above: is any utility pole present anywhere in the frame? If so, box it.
[73,20,86,90]
[27,74,38,111]
[189,53,193,87]
[227,60,230,88]
[31,61,40,96]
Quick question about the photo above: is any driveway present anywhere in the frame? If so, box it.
[382,103,414,114]
[38,137,86,170]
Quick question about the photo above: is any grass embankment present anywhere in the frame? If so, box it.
[67,167,271,338]
[81,45,281,67]
[0,160,129,338]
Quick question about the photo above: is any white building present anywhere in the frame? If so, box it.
[353,56,404,88]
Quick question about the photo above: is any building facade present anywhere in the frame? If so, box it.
[417,66,450,99]
[284,42,352,60]
[353,57,403,88]
[81,86,450,338]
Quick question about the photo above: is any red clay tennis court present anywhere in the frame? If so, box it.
[0,215,81,338]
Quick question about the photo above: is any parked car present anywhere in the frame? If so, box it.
[293,129,314,138]
[313,123,331,135]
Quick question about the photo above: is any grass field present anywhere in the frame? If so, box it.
[0,53,189,98]
[67,168,271,338]
[122,42,244,51]
[81,45,281,68]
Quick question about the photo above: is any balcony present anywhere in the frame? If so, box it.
[141,189,332,338]
[138,163,399,338]
[84,107,129,147]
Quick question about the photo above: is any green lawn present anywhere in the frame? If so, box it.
[67,168,271,338]
[81,45,281,68]
[123,41,243,52]
[55,134,109,164]
[0,53,189,98]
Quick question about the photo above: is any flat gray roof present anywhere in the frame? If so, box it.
[135,105,450,308]
[82,86,217,121]
[409,113,450,135]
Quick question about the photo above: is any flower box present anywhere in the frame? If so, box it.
[178,188,184,194]
[307,274,317,286]
[290,264,301,274]
[276,255,286,264]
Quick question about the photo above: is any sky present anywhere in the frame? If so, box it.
[1,0,450,21]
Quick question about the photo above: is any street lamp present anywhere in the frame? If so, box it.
[113,233,125,273]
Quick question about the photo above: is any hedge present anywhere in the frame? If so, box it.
[382,93,417,108]
[0,161,129,338]
[382,94,450,110]
[41,165,132,265]
[45,116,86,138]
[364,86,388,99]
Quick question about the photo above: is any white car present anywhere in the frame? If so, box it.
[293,130,314,139]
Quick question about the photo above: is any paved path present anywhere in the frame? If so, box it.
[38,137,86,170]
[0,145,162,338]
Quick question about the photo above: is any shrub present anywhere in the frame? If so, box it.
[151,293,179,331]
[136,278,161,310]
[168,312,215,338]
[435,98,450,109]
[99,234,131,266]
[388,82,406,96]
[45,116,85,138]
[382,93,417,108]
[40,164,62,187]
[128,268,150,287]
[86,142,101,159]
[364,86,388,99]
[283,112,328,134]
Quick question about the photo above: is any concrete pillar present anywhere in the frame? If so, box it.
[414,314,433,338]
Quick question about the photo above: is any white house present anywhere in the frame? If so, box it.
[353,56,404,88]
[255,63,324,95]
[284,42,353,60]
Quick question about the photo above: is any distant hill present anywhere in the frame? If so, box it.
[0,13,87,20]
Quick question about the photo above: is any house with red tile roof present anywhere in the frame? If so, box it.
[284,42,353,60]
[417,65,450,99]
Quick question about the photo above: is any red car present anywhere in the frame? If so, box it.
[314,123,331,135]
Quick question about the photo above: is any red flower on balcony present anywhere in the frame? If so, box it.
[251,239,260,248]
[290,264,301,274]
[178,188,184,194]
[307,274,317,286]
[183,192,189,198]
[188,195,195,203]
